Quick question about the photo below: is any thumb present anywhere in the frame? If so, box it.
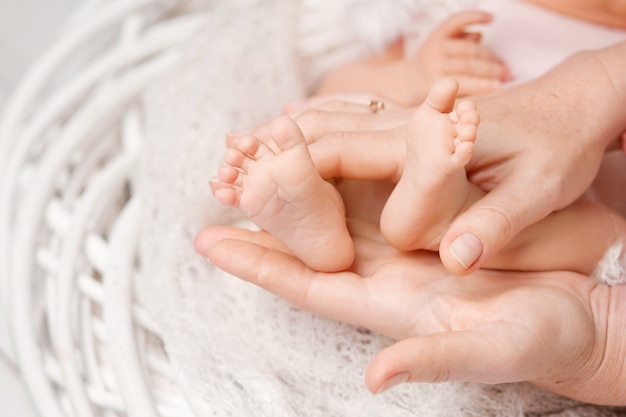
[438,182,550,274]
[365,331,526,394]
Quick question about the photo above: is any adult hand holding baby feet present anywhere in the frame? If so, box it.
[211,116,354,272]
[194,220,626,406]
[203,79,625,403]
[225,76,624,277]
[278,43,626,274]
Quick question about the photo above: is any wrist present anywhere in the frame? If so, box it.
[565,42,626,149]
[533,281,626,406]
[599,284,626,405]
[579,283,626,406]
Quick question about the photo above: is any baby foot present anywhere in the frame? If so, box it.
[380,77,479,251]
[212,116,354,272]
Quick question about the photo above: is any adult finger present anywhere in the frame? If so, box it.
[206,237,373,326]
[365,330,528,394]
[455,75,503,96]
[430,10,493,39]
[284,93,403,116]
[228,96,409,146]
[231,108,409,149]
[308,128,405,180]
[438,173,558,274]
[293,107,411,143]
[194,225,288,256]
[299,99,378,115]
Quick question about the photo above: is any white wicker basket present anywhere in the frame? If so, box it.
[0,1,207,416]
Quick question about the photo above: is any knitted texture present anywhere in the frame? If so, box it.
[136,1,624,415]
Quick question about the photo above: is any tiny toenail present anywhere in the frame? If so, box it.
[449,233,483,269]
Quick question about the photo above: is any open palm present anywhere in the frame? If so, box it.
[195,219,623,405]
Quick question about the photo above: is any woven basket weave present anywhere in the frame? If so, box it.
[0,1,207,415]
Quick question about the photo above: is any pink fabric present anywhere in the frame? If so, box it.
[475,0,626,85]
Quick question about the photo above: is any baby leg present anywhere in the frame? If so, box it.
[212,116,354,272]
[380,77,479,251]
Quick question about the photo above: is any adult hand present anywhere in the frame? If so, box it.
[194,220,626,406]
[263,42,626,274]
[438,43,626,274]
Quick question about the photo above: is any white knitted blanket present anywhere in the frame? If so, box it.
[136,1,623,415]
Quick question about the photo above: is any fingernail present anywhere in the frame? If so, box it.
[376,372,410,394]
[205,257,214,266]
[449,233,483,269]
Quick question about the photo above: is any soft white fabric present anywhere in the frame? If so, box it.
[137,1,624,415]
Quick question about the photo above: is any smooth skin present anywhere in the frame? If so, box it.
[209,24,626,407]
[194,221,626,406]
[212,116,353,272]
[317,10,510,106]
[380,77,479,251]
[225,76,626,277]
[264,42,626,274]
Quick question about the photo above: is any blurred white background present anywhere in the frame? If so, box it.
[0,1,83,415]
